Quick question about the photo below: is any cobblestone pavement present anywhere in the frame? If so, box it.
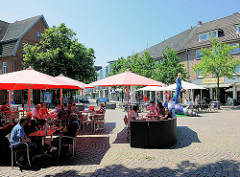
[0,108,240,176]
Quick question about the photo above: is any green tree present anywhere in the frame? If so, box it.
[153,45,187,85]
[108,56,127,76]
[192,36,240,106]
[23,23,97,83]
[108,51,155,78]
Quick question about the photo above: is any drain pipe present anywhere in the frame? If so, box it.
[185,48,190,80]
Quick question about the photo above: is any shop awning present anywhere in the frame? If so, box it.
[200,83,232,88]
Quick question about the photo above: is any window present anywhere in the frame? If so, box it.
[22,43,27,54]
[230,43,240,54]
[235,65,240,74]
[197,69,203,77]
[2,62,7,74]
[196,50,203,59]
[36,32,40,37]
[237,26,240,33]
[199,31,218,41]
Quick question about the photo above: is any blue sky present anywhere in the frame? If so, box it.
[1,0,240,66]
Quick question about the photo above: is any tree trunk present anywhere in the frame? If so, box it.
[217,76,220,109]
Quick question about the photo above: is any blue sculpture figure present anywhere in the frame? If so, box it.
[172,73,183,104]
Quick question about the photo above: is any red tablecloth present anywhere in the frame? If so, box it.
[29,129,57,137]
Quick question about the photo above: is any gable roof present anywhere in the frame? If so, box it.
[0,40,18,57]
[1,15,46,42]
[138,26,198,59]
[138,12,240,60]
[0,20,10,41]
[0,15,48,57]
[185,12,240,49]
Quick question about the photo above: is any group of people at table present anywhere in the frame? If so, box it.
[5,102,105,167]
[128,101,173,125]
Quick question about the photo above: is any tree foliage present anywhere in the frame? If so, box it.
[192,36,240,103]
[23,23,97,83]
[109,51,156,78]
[109,47,187,86]
[153,45,187,85]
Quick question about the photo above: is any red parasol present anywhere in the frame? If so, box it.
[0,68,81,110]
[86,71,164,117]
[55,74,86,105]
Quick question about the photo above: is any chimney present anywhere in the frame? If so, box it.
[198,21,202,27]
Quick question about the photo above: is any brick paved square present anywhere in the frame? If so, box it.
[0,108,240,176]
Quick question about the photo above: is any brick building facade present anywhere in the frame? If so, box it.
[0,15,48,104]
[139,12,240,104]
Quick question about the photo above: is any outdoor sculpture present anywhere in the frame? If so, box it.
[167,102,199,117]
[171,73,185,104]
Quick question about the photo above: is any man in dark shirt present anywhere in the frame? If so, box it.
[51,113,80,152]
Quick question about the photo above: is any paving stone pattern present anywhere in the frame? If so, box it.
[0,108,240,176]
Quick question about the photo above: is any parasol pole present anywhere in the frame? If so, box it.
[28,87,31,111]
[127,85,130,118]
[8,90,11,107]
[60,88,63,105]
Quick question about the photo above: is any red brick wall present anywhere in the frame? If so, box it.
[14,18,47,72]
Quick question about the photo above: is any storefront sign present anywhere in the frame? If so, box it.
[202,78,224,84]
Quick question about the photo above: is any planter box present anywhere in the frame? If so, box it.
[105,103,116,109]
[130,118,177,148]
[76,104,85,111]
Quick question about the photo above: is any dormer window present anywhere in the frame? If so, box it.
[199,31,218,42]
[36,32,40,37]
[237,26,240,34]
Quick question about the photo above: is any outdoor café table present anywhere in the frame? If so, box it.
[43,114,58,127]
[28,127,63,150]
[146,113,159,120]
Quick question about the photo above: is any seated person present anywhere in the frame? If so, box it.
[187,99,194,109]
[32,104,46,128]
[10,116,38,167]
[0,101,10,113]
[66,104,72,118]
[71,102,78,113]
[157,102,165,117]
[147,101,158,114]
[54,104,61,113]
[58,104,67,119]
[51,113,80,153]
[24,112,41,150]
[159,107,172,120]
[39,103,49,118]
[98,103,106,114]
[128,105,138,127]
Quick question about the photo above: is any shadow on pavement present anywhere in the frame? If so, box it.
[170,126,200,149]
[113,127,129,144]
[78,122,116,135]
[45,160,240,176]
[0,136,110,171]
[113,126,200,149]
